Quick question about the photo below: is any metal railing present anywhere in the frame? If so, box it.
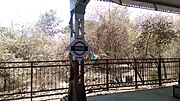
[0,58,179,100]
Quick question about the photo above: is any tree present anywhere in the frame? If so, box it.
[85,6,132,59]
[61,26,70,34]
[0,27,18,61]
[166,17,180,58]
[0,25,63,61]
[133,14,178,58]
[35,9,62,36]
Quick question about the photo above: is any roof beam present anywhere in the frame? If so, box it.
[134,0,180,8]
[98,0,180,14]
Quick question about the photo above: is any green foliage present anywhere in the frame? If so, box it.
[61,26,70,34]
[0,24,68,61]
[149,70,158,80]
[36,9,62,36]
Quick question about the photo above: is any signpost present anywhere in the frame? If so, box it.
[68,0,90,101]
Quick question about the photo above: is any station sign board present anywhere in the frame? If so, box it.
[68,37,92,61]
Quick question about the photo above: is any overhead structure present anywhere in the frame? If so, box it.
[98,0,180,14]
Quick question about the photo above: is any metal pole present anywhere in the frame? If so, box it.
[134,59,138,89]
[158,58,162,86]
[106,60,109,91]
[178,58,180,86]
[31,62,33,101]
[68,0,90,101]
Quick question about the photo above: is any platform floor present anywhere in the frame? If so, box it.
[87,87,180,101]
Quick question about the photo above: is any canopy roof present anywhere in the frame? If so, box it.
[98,0,180,14]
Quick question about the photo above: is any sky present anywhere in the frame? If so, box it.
[0,0,70,27]
[0,0,179,27]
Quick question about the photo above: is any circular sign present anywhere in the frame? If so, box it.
[71,40,88,56]
[68,38,92,61]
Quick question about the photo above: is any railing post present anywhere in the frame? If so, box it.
[134,59,138,89]
[106,60,109,91]
[31,62,33,101]
[4,77,7,91]
[178,58,180,86]
[158,58,162,86]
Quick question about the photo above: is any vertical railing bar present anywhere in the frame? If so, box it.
[134,59,138,89]
[18,67,20,92]
[178,58,180,85]
[51,65,53,88]
[1,62,6,92]
[59,63,61,88]
[158,58,162,86]
[21,63,24,95]
[106,60,109,91]
[43,64,46,89]
[13,66,15,93]
[31,62,33,101]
